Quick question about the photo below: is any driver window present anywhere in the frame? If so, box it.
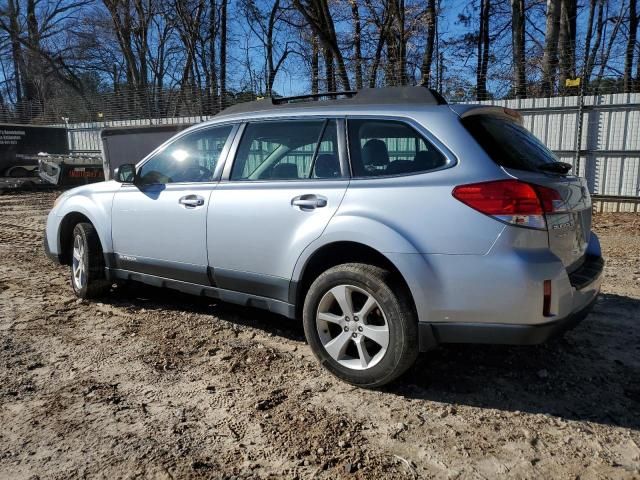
[138,125,233,184]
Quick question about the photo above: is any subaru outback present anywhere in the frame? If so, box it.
[44,87,604,387]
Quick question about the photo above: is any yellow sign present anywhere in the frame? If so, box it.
[565,78,581,87]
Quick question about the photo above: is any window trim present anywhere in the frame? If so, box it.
[220,117,349,183]
[344,116,457,180]
[133,122,241,186]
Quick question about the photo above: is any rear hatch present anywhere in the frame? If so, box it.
[460,109,591,272]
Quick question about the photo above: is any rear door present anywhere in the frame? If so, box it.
[462,113,591,272]
[207,118,349,301]
[111,124,236,283]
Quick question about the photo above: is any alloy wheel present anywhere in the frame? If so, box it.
[315,284,389,370]
[72,234,86,290]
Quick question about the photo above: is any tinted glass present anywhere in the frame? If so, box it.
[230,120,340,181]
[347,119,447,177]
[138,125,232,184]
[462,115,558,172]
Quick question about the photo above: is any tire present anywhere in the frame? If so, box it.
[303,263,418,388]
[9,167,29,177]
[70,222,110,299]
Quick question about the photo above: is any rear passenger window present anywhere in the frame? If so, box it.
[347,119,447,177]
[230,120,341,181]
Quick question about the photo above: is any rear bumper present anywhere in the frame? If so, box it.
[418,293,598,350]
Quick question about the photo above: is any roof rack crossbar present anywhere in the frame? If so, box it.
[271,91,358,105]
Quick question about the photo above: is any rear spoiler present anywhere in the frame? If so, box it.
[449,105,523,125]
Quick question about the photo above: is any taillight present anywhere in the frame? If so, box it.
[452,179,561,229]
[534,184,563,213]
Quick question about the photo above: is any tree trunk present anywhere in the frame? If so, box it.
[349,0,363,89]
[311,35,319,94]
[24,0,41,103]
[209,0,218,112]
[541,0,561,96]
[558,0,577,94]
[324,48,336,92]
[386,0,407,85]
[476,0,490,100]
[511,0,526,97]
[219,0,227,109]
[584,0,604,86]
[6,0,24,103]
[265,0,281,95]
[292,0,351,90]
[594,1,625,93]
[420,0,436,86]
[624,0,638,92]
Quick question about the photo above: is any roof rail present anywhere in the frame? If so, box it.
[271,91,357,105]
[219,86,447,116]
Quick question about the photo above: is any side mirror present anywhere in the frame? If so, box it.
[114,164,136,183]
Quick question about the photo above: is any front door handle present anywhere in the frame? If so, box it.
[291,194,328,210]
[179,195,205,208]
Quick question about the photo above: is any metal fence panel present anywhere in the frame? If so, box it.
[479,94,640,197]
[62,94,640,197]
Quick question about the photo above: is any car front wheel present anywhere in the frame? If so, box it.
[303,263,418,388]
[70,222,110,299]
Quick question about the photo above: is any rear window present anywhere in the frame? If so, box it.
[462,115,559,172]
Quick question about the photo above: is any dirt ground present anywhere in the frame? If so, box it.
[0,191,638,479]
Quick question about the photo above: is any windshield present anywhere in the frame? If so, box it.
[462,114,560,172]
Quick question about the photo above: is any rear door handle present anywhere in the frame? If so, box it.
[179,195,205,208]
[291,194,327,210]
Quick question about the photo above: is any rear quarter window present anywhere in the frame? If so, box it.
[462,115,559,172]
[347,119,447,178]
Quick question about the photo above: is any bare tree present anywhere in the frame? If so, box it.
[584,0,605,85]
[541,0,561,96]
[558,0,576,93]
[242,0,291,95]
[311,35,320,94]
[476,0,490,99]
[624,0,638,91]
[593,0,625,93]
[3,0,24,102]
[511,0,526,97]
[219,0,227,108]
[311,33,319,93]
[420,0,437,86]
[385,0,407,85]
[348,0,363,89]
[292,0,351,90]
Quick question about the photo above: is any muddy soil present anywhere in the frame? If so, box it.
[1,191,639,479]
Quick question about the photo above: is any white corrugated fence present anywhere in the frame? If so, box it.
[65,93,640,197]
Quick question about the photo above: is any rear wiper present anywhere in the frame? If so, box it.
[538,161,573,174]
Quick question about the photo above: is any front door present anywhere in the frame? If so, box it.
[207,119,349,301]
[111,124,235,284]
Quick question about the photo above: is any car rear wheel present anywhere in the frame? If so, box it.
[70,222,110,299]
[303,263,418,388]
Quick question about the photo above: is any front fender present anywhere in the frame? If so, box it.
[50,184,117,255]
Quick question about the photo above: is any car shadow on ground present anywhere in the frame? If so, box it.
[105,281,307,343]
[106,284,639,430]
[395,293,640,431]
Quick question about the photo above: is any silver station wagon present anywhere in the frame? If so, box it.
[45,87,604,387]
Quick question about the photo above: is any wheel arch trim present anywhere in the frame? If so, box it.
[54,198,112,260]
[290,217,436,323]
